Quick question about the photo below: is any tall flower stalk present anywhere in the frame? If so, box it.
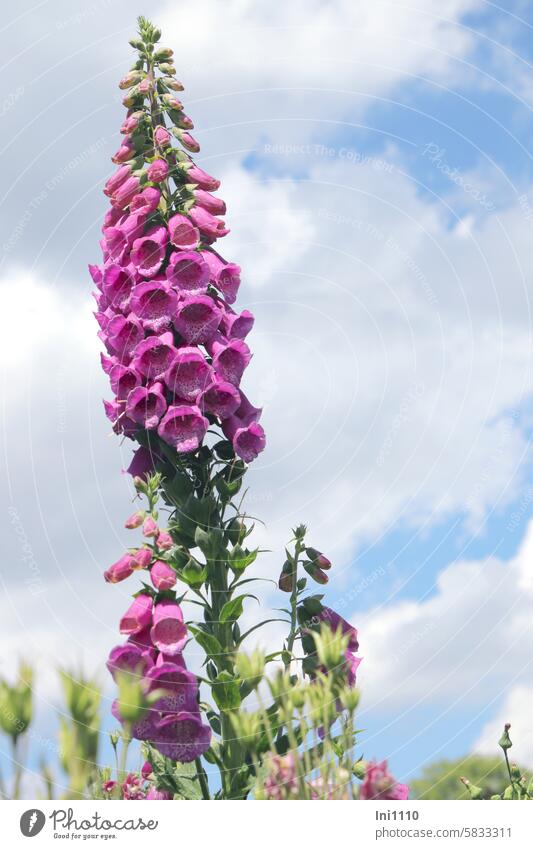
[91,16,397,801]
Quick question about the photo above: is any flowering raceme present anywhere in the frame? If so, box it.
[91,44,265,467]
[91,15,266,770]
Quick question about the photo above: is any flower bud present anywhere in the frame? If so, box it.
[159,63,176,74]
[173,129,200,152]
[303,560,329,584]
[129,38,144,51]
[156,530,173,550]
[104,554,135,583]
[119,70,143,90]
[305,547,331,570]
[163,76,184,91]
[154,47,174,61]
[119,593,153,635]
[460,777,484,799]
[499,723,513,751]
[143,516,159,537]
[122,86,141,108]
[141,761,153,780]
[150,559,177,590]
[154,126,171,148]
[235,649,265,690]
[162,93,183,111]
[147,158,170,183]
[170,112,194,130]
[226,517,246,546]
[124,511,144,529]
[131,547,152,569]
[278,571,293,593]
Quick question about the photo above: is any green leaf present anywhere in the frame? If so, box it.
[212,671,241,710]
[219,595,245,624]
[213,440,235,460]
[189,626,223,661]
[144,745,202,799]
[229,546,258,573]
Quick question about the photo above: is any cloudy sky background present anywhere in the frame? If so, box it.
[3,0,533,792]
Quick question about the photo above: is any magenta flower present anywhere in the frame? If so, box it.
[164,347,213,402]
[106,313,144,359]
[316,607,359,653]
[119,211,147,247]
[158,404,209,452]
[233,422,266,463]
[130,187,161,215]
[221,392,265,460]
[141,761,153,780]
[130,280,178,332]
[112,176,141,209]
[168,213,200,250]
[193,188,226,216]
[360,761,409,801]
[102,264,137,312]
[106,640,155,682]
[189,206,229,241]
[345,651,362,687]
[143,662,198,711]
[150,560,177,590]
[132,333,177,381]
[221,309,254,340]
[112,138,134,164]
[152,711,211,762]
[104,554,136,584]
[125,382,167,429]
[184,163,220,191]
[119,594,153,636]
[198,378,241,419]
[145,787,172,800]
[104,164,132,195]
[203,251,240,303]
[166,250,209,295]
[147,159,170,182]
[150,601,188,654]
[126,445,160,479]
[263,754,299,800]
[131,226,168,277]
[174,295,222,344]
[109,364,142,400]
[102,226,128,262]
[211,338,251,385]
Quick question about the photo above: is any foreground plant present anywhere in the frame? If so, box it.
[461,725,533,801]
[89,16,406,800]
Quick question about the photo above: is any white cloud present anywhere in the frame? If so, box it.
[353,519,533,731]
[160,0,480,96]
[474,685,533,768]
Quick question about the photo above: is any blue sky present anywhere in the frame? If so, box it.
[3,0,533,794]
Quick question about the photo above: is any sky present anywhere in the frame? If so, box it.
[2,0,533,794]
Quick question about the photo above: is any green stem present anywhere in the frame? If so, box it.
[284,540,304,670]
[11,737,23,800]
[118,727,131,782]
[195,757,211,800]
